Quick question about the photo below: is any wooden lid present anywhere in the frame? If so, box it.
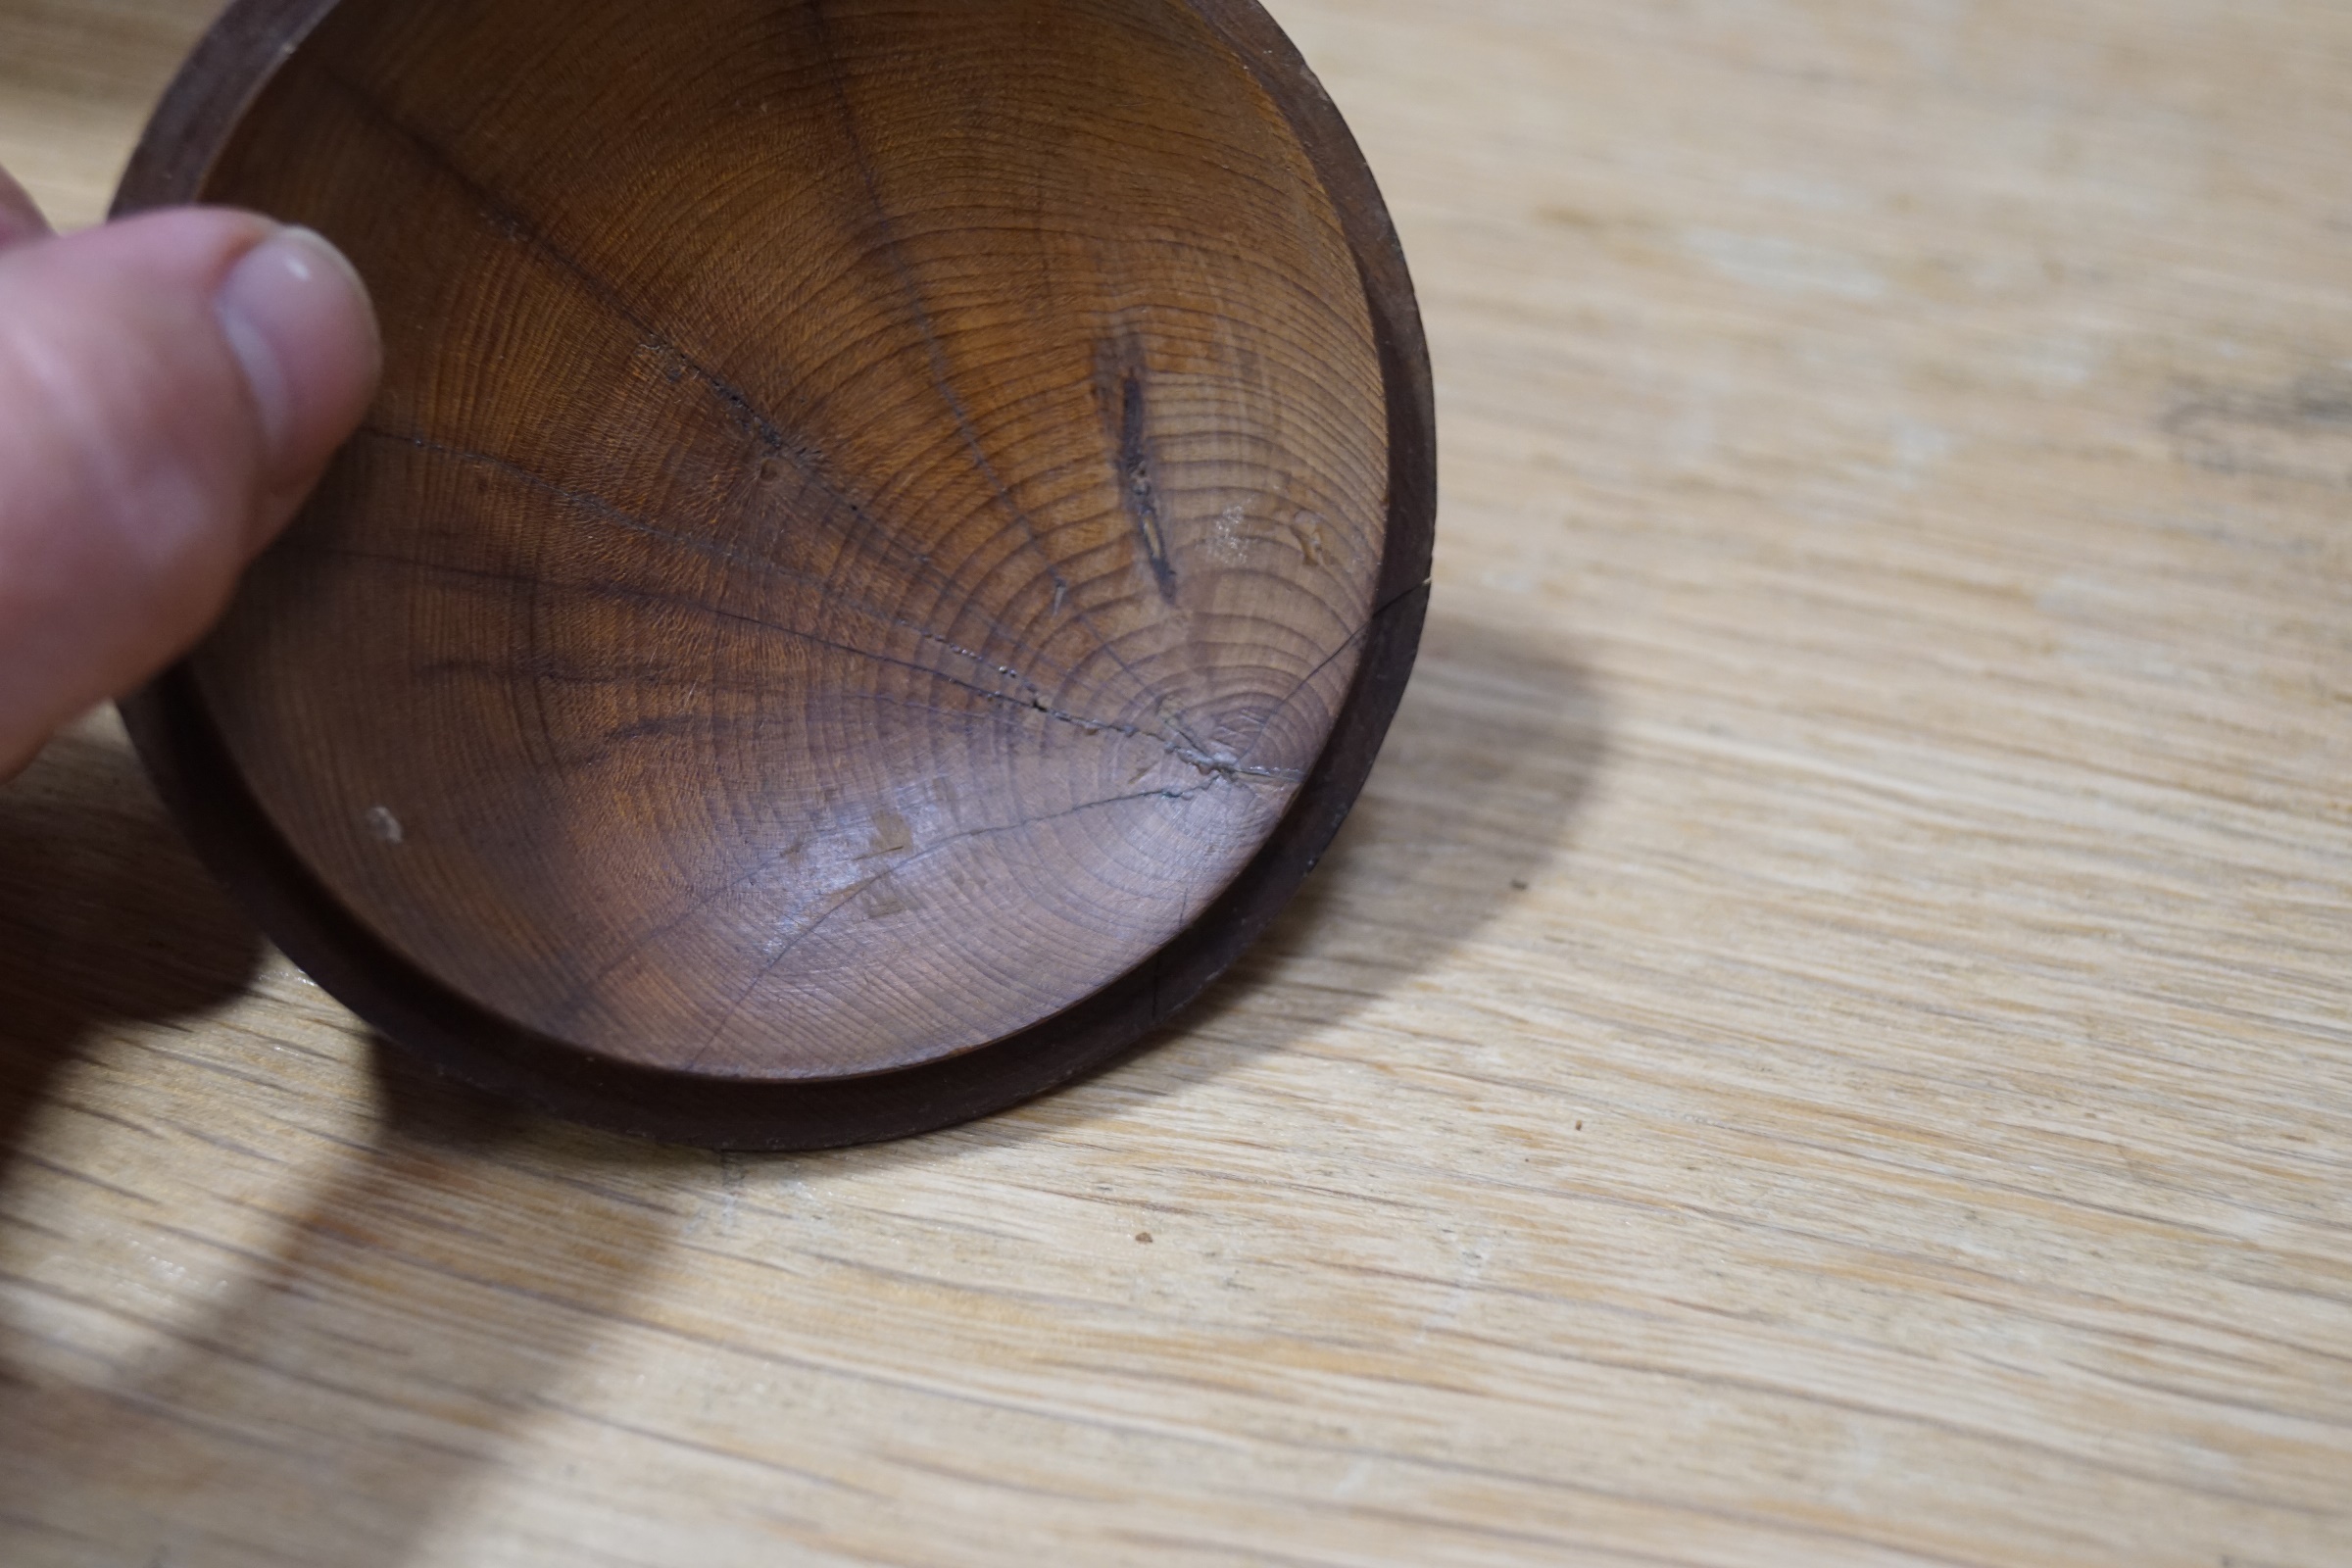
[118,0,1434,1148]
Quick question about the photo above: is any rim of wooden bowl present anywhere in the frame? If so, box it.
[113,0,1437,1150]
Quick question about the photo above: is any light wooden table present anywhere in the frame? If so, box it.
[3,1,2348,1563]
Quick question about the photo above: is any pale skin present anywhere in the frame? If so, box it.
[0,163,380,779]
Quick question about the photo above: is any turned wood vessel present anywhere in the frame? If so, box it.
[117,0,1434,1148]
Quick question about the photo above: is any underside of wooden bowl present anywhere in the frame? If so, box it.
[117,0,1434,1148]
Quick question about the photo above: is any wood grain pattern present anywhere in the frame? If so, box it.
[108,0,1433,1138]
[3,0,2349,1563]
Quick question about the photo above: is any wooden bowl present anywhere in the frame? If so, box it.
[117,0,1434,1148]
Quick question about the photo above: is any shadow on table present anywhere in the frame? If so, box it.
[0,600,1606,1560]
[0,720,265,1157]
[839,598,1613,1168]
[0,1044,680,1568]
[0,724,682,1568]
[1139,602,1610,1067]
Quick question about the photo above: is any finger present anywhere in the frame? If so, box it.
[0,165,49,250]
[0,207,380,776]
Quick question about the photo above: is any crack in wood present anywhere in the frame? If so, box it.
[1119,371,1179,603]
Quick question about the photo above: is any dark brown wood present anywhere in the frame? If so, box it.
[115,0,1435,1148]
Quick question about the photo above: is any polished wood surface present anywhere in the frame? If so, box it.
[3,0,2349,1563]
[110,0,1431,1139]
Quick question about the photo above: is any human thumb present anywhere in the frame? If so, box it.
[0,206,379,775]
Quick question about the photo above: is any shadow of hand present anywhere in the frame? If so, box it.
[0,714,265,1153]
[0,1025,680,1568]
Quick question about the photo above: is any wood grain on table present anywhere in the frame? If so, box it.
[2,1,2347,1564]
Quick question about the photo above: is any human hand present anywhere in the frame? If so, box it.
[0,163,379,778]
